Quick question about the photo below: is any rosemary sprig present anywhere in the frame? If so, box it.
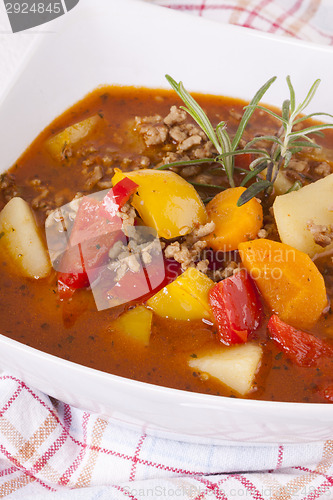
[162,74,333,207]
[237,76,333,205]
[165,74,276,188]
[156,157,216,170]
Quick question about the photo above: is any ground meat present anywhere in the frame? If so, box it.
[288,159,309,173]
[196,259,210,274]
[101,155,113,167]
[164,241,197,270]
[257,228,268,239]
[184,123,206,140]
[177,135,202,153]
[307,220,333,248]
[191,141,216,159]
[194,173,216,185]
[206,260,240,282]
[156,152,191,169]
[262,207,278,239]
[169,125,188,143]
[76,145,98,158]
[164,221,215,272]
[108,223,161,283]
[136,106,214,168]
[229,109,242,121]
[136,156,150,169]
[140,123,168,147]
[82,157,96,169]
[134,114,169,147]
[164,105,187,127]
[26,177,53,210]
[31,188,50,210]
[314,162,331,177]
[187,221,215,243]
[118,203,136,236]
[221,261,241,278]
[97,180,113,189]
[135,115,162,126]
[84,166,103,190]
[0,173,20,203]
[180,165,202,178]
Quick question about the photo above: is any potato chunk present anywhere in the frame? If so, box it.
[273,173,333,257]
[112,306,153,346]
[261,168,293,195]
[0,197,51,278]
[189,343,262,395]
[45,115,101,160]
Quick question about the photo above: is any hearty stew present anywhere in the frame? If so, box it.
[1,77,333,403]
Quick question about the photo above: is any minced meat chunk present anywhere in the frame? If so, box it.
[178,135,202,152]
[314,162,331,177]
[164,105,187,127]
[140,124,168,146]
[164,221,215,272]
[169,125,188,143]
[307,220,333,248]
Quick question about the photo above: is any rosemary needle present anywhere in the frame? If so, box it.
[189,181,226,190]
[163,74,333,206]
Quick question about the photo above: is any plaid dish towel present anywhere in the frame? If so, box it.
[1,375,333,499]
[151,0,333,45]
[1,1,333,499]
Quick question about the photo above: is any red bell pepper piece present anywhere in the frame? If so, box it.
[208,270,262,345]
[100,177,138,219]
[234,153,253,170]
[58,178,138,300]
[267,314,333,367]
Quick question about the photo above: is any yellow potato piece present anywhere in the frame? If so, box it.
[112,306,153,346]
[189,343,263,396]
[45,115,101,160]
[147,268,214,321]
[112,169,208,239]
[0,197,51,278]
[273,173,333,257]
[261,168,293,195]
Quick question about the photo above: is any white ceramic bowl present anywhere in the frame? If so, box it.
[1,0,333,444]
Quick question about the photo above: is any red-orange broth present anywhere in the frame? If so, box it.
[1,86,333,403]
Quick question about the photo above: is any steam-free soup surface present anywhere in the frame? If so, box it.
[1,86,333,403]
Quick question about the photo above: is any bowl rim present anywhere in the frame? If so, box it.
[2,331,332,415]
[1,0,333,432]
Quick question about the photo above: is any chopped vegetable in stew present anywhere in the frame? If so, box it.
[1,80,333,403]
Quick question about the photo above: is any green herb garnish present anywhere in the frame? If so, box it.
[237,76,333,205]
[161,75,333,206]
[164,74,276,188]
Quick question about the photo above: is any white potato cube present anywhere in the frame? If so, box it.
[261,168,293,195]
[0,197,51,278]
[273,173,333,257]
[189,343,262,396]
[45,115,101,160]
